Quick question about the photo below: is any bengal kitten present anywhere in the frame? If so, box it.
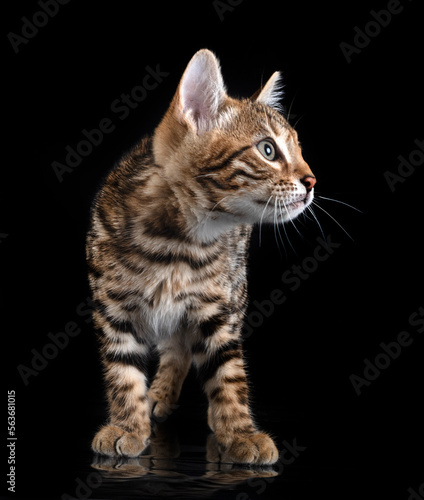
[87,49,316,464]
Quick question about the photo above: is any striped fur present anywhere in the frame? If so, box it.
[88,49,315,464]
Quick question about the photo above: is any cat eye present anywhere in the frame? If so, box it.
[257,140,277,161]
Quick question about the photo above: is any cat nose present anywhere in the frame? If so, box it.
[301,176,316,192]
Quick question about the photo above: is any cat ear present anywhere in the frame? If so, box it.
[252,72,284,111]
[177,49,227,134]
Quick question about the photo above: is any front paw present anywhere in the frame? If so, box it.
[92,424,150,458]
[223,432,279,465]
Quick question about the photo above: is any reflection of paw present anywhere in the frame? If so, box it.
[91,455,151,478]
[92,425,150,458]
[224,432,279,465]
[205,434,280,483]
[150,421,181,459]
[206,433,225,464]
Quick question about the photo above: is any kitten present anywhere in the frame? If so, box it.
[87,49,316,464]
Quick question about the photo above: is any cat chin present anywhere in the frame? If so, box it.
[281,194,314,222]
[282,203,308,222]
[192,191,313,242]
[233,194,312,225]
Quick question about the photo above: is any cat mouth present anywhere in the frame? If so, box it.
[254,193,312,209]
[252,192,313,223]
[287,198,307,209]
[289,192,313,209]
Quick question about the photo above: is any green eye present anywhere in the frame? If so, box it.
[257,140,277,161]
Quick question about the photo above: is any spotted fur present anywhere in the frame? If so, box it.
[88,49,315,464]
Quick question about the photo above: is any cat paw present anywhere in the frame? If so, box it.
[92,425,150,458]
[148,390,179,422]
[151,400,179,421]
[224,432,279,465]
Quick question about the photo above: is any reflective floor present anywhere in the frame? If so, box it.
[90,422,281,500]
[13,355,422,500]
[17,388,421,500]
[60,402,365,500]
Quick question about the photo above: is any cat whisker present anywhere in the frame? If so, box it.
[286,88,300,124]
[198,195,232,240]
[301,209,313,223]
[312,200,354,242]
[258,194,273,247]
[281,198,304,241]
[202,196,232,227]
[195,173,219,179]
[275,200,287,253]
[210,195,231,214]
[295,212,308,227]
[290,218,304,240]
[273,198,286,257]
[315,195,363,213]
[293,113,306,129]
[278,199,296,254]
[307,205,326,242]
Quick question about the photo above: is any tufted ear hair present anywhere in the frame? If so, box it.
[251,71,284,111]
[176,49,227,134]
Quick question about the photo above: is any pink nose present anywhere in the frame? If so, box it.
[301,176,316,192]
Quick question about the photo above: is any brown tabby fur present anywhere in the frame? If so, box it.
[87,49,315,464]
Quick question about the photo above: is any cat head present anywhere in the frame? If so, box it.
[153,49,316,241]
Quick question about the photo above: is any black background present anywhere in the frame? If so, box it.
[3,1,424,499]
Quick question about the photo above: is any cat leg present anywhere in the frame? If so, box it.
[193,327,278,465]
[148,335,192,420]
[91,311,151,457]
